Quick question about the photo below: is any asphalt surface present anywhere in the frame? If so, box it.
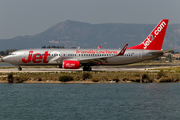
[0,65,178,73]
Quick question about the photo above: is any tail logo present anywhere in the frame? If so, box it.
[143,21,167,49]
[143,34,154,49]
[154,21,166,35]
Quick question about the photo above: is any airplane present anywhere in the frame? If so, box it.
[1,19,172,71]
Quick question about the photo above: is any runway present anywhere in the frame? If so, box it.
[0,65,177,73]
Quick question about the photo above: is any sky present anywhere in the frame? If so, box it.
[0,0,180,39]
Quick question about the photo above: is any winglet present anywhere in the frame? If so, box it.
[97,46,101,49]
[151,49,175,55]
[116,44,128,56]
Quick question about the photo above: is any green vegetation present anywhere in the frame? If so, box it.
[42,46,65,48]
[1,62,180,83]
[59,75,73,82]
[0,49,17,56]
[7,72,13,83]
[0,66,180,83]
[91,78,100,82]
[157,70,166,78]
[82,72,92,80]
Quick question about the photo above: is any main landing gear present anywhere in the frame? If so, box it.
[18,66,22,71]
[83,66,92,71]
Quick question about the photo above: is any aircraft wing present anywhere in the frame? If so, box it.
[79,44,128,64]
[151,49,175,55]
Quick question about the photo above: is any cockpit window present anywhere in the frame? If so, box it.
[11,53,16,55]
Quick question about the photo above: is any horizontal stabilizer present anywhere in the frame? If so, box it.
[151,49,175,55]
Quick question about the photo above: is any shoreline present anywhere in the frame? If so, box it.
[0,79,179,84]
[1,63,180,83]
[1,72,180,83]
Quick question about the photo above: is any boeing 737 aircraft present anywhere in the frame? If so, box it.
[1,19,172,71]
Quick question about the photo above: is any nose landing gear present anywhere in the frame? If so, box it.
[18,66,22,71]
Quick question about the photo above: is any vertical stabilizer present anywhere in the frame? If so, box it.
[128,19,169,50]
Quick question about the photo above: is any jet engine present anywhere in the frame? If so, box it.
[63,60,80,69]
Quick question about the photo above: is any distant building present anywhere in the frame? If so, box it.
[172,54,180,60]
[164,53,172,57]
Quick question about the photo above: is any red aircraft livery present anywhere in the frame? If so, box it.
[76,50,118,54]
[22,51,50,63]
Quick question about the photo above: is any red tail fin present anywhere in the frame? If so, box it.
[128,19,169,50]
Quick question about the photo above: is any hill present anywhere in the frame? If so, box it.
[0,20,180,51]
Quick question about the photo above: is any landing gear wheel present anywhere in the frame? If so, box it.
[83,66,92,71]
[18,67,22,71]
[88,67,92,71]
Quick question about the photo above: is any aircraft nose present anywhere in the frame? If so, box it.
[1,56,10,62]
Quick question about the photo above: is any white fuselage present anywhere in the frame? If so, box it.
[2,48,161,66]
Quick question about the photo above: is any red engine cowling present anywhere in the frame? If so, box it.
[63,60,80,69]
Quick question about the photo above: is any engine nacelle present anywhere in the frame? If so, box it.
[63,60,80,69]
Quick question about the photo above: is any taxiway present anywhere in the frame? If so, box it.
[0,65,178,73]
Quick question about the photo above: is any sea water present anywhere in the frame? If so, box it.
[0,83,179,120]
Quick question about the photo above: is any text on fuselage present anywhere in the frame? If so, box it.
[22,51,50,63]
[76,50,118,54]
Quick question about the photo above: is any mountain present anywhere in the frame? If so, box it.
[0,20,180,51]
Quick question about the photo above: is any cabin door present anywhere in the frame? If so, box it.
[138,52,142,59]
